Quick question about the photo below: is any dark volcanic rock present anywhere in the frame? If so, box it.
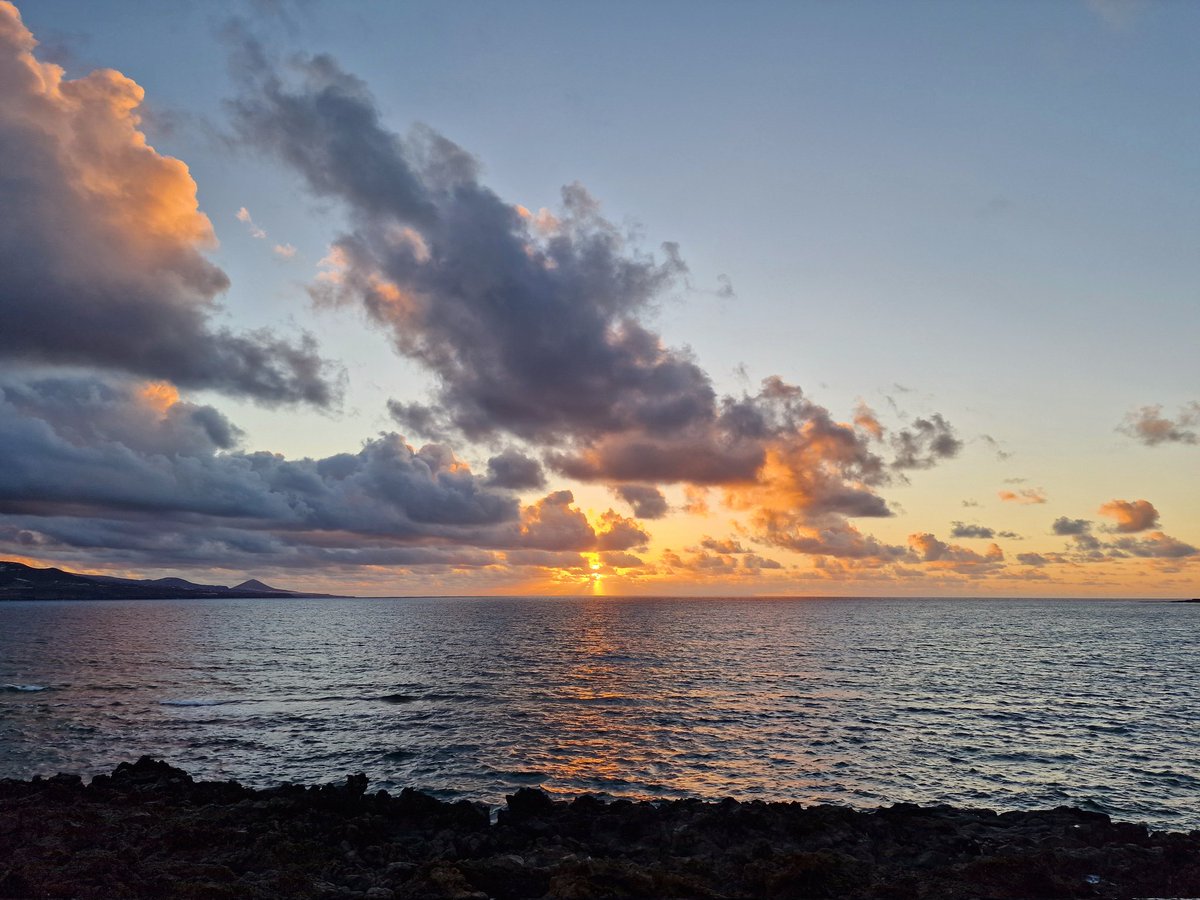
[1,758,1198,898]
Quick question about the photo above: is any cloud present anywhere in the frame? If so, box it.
[908,533,1004,571]
[0,375,515,529]
[1119,403,1199,446]
[999,487,1047,505]
[484,449,546,490]
[742,552,782,570]
[681,486,710,516]
[655,544,784,578]
[662,537,785,575]
[229,43,709,439]
[891,414,962,470]
[949,522,1018,541]
[1016,552,1048,567]
[762,521,908,562]
[979,434,1013,461]
[1109,532,1197,559]
[224,37,962,561]
[515,491,648,552]
[612,485,668,519]
[853,402,883,440]
[950,522,995,539]
[273,242,297,258]
[236,206,267,239]
[0,4,335,405]
[1098,499,1159,534]
[699,537,745,554]
[0,374,651,572]
[1052,516,1092,536]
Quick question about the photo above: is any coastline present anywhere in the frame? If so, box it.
[1,758,1197,899]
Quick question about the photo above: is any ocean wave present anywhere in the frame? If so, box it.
[159,699,234,707]
[3,683,47,692]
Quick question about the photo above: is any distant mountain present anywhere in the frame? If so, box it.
[232,578,285,593]
[0,561,349,601]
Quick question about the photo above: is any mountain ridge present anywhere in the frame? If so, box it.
[0,561,349,601]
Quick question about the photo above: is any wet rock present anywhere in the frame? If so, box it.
[0,759,1198,898]
[502,786,557,820]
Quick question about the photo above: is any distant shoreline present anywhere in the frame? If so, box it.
[2,757,1198,899]
[0,559,351,601]
[2,560,1192,601]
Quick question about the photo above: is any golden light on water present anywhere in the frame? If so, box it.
[586,552,604,596]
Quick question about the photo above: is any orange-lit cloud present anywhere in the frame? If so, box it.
[853,401,883,440]
[999,487,1047,505]
[138,381,180,414]
[909,533,1004,570]
[1098,499,1159,533]
[516,491,648,553]
[0,2,332,402]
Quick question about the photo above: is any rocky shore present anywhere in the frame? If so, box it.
[2,758,1198,899]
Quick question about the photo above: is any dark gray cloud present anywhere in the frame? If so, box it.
[1119,403,1199,446]
[0,7,335,405]
[485,450,545,490]
[0,375,515,530]
[1109,533,1197,559]
[223,37,966,563]
[950,522,995,539]
[613,485,669,520]
[0,515,502,572]
[1016,552,1047,567]
[699,537,746,554]
[0,375,648,572]
[548,428,765,485]
[1052,517,1092,536]
[950,522,1018,541]
[891,414,963,470]
[229,42,703,442]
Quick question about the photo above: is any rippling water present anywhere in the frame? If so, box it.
[1,597,1197,829]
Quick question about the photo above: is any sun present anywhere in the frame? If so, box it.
[586,552,604,595]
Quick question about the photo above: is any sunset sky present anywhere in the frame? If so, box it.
[1,0,1197,597]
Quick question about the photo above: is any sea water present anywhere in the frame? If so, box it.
[1,596,1196,829]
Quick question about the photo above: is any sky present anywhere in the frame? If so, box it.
[0,0,1197,597]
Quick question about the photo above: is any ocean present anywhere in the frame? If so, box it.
[1,596,1196,830]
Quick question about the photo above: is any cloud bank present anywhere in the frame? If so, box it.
[226,37,963,564]
[0,374,645,572]
[0,2,334,405]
